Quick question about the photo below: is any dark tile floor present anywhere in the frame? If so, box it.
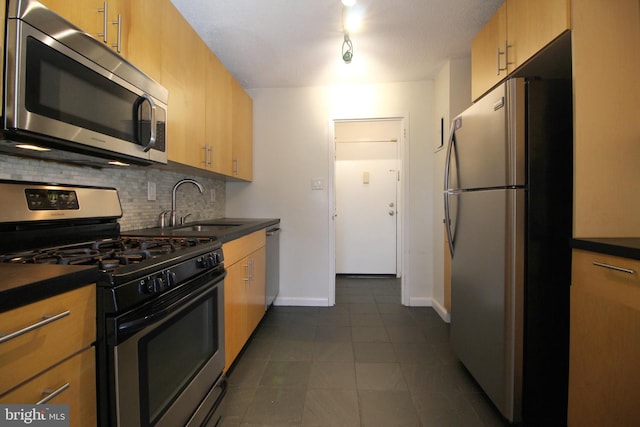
[220,276,508,426]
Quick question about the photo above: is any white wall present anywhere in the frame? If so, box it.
[432,58,472,320]
[226,81,435,306]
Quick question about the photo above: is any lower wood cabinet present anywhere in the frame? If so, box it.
[0,284,97,426]
[568,250,640,426]
[0,348,96,427]
[223,230,266,371]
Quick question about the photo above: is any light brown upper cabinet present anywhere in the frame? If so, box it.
[471,0,570,101]
[204,54,234,176]
[40,0,129,56]
[160,1,206,169]
[231,78,254,181]
[124,0,161,82]
[571,0,640,237]
[471,3,508,102]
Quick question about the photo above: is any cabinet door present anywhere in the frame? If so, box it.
[506,0,570,70]
[224,259,248,372]
[246,247,266,334]
[40,0,126,55]
[0,285,96,396]
[161,1,206,168]
[231,78,253,181]
[205,53,233,175]
[572,0,640,237]
[39,0,104,40]
[568,250,640,426]
[0,348,96,427]
[107,0,129,57]
[124,0,162,81]
[471,2,507,101]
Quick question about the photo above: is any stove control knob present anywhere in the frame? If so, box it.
[152,276,166,293]
[141,276,164,294]
[199,254,216,269]
[165,270,177,288]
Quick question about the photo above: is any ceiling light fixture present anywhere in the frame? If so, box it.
[340,2,357,64]
[342,33,353,64]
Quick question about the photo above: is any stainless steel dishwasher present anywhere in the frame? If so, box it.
[265,226,280,308]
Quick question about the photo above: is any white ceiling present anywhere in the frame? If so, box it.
[169,0,503,89]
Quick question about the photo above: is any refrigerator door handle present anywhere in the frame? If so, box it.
[444,192,454,257]
[444,122,457,257]
[443,121,457,192]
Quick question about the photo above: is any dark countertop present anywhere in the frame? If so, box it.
[572,238,640,260]
[0,264,101,313]
[124,217,280,243]
[0,218,279,313]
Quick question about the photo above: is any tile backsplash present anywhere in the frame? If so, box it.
[0,155,225,231]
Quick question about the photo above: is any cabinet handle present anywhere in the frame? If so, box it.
[209,146,214,167]
[111,14,122,53]
[592,261,636,275]
[36,383,70,405]
[0,311,71,344]
[202,145,209,167]
[97,2,108,43]
[233,159,238,176]
[497,41,511,75]
[243,263,250,282]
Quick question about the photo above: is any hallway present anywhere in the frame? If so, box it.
[220,276,507,426]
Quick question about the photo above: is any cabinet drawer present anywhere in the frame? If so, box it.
[569,249,640,426]
[0,285,96,395]
[572,249,640,309]
[0,347,96,427]
[223,229,266,267]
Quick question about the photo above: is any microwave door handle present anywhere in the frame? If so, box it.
[139,94,157,152]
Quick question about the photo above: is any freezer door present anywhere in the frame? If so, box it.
[450,188,524,423]
[447,78,525,191]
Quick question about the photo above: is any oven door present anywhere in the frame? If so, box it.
[4,9,167,165]
[111,270,225,427]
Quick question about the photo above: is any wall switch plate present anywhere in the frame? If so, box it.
[147,181,156,201]
[311,177,324,190]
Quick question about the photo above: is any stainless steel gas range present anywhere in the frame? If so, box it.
[0,180,227,427]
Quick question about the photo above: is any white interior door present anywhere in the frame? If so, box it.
[335,137,398,275]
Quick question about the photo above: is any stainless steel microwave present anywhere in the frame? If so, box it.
[2,0,168,166]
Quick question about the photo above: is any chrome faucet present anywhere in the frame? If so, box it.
[171,179,204,227]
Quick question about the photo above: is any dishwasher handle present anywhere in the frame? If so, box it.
[266,227,280,237]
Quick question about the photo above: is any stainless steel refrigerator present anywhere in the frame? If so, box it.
[444,77,572,425]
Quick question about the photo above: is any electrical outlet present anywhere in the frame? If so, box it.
[311,178,324,190]
[147,181,156,201]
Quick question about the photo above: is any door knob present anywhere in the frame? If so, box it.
[389,210,395,216]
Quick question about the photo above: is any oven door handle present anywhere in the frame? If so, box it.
[118,275,223,337]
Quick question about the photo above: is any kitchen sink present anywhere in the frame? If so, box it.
[173,223,242,232]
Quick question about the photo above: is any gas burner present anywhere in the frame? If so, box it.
[0,236,211,270]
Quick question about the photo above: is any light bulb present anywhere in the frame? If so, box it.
[342,0,356,6]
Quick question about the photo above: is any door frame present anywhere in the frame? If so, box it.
[327,114,409,306]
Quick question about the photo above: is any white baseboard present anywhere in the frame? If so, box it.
[432,299,451,323]
[273,297,331,307]
[408,296,432,307]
